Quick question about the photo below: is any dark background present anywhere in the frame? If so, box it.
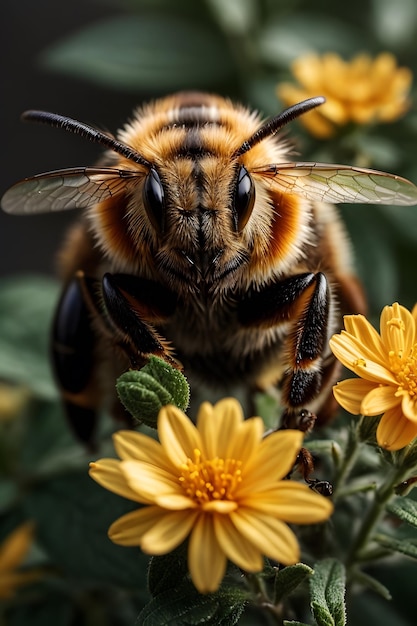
[1,1,147,277]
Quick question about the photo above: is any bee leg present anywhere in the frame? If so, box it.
[100,273,179,369]
[51,276,98,446]
[58,271,180,441]
[238,272,331,421]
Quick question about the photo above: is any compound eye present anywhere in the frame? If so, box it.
[143,167,165,233]
[233,165,255,232]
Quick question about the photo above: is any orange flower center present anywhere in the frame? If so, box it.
[178,449,242,505]
[389,344,417,397]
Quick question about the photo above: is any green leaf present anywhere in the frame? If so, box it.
[373,0,417,47]
[117,371,172,427]
[259,14,359,66]
[138,578,247,626]
[310,559,346,626]
[0,277,59,399]
[41,14,237,93]
[116,357,190,427]
[24,471,150,591]
[398,442,417,474]
[206,0,256,35]
[387,496,417,528]
[352,570,391,600]
[357,414,380,444]
[374,533,417,559]
[274,563,313,603]
[20,399,89,476]
[142,357,190,411]
[253,391,281,430]
[148,546,189,597]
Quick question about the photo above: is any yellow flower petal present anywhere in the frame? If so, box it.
[213,514,263,572]
[109,506,196,553]
[202,500,238,513]
[188,515,227,593]
[197,398,242,459]
[155,493,197,510]
[333,378,377,414]
[0,570,42,599]
[292,54,323,90]
[343,315,387,365]
[230,510,300,565]
[241,482,333,523]
[109,506,164,545]
[380,303,415,355]
[401,393,417,423]
[89,459,147,503]
[329,334,397,384]
[276,52,412,136]
[158,405,203,466]
[377,406,417,450]
[242,430,303,489]
[227,417,264,468]
[361,384,400,416]
[0,523,34,574]
[141,510,199,555]
[411,303,417,325]
[320,98,350,124]
[113,430,175,473]
[121,460,182,502]
[297,109,336,138]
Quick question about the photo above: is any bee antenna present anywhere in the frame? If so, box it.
[21,110,152,169]
[233,96,326,157]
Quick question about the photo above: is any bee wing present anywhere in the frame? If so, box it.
[254,162,417,206]
[1,167,141,215]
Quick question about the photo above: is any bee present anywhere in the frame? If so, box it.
[2,92,417,443]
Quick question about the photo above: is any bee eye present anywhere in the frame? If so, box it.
[233,165,255,231]
[143,167,165,233]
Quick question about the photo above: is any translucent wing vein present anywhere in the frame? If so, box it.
[253,162,417,206]
[1,168,141,215]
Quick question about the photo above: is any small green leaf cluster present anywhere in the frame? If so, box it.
[116,357,190,428]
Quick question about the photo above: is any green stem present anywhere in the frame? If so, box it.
[245,573,283,624]
[332,430,362,500]
[346,464,409,568]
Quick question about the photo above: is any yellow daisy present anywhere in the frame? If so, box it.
[277,52,412,138]
[89,399,333,593]
[330,303,417,451]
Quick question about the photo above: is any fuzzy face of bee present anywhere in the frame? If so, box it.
[2,92,417,444]
[90,92,310,295]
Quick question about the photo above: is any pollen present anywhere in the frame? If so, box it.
[178,449,242,505]
[353,358,366,368]
[390,345,417,397]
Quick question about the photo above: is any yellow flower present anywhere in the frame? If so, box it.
[277,52,412,138]
[0,522,39,599]
[89,399,333,593]
[330,303,417,451]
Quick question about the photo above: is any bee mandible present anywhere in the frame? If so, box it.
[3,93,417,443]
